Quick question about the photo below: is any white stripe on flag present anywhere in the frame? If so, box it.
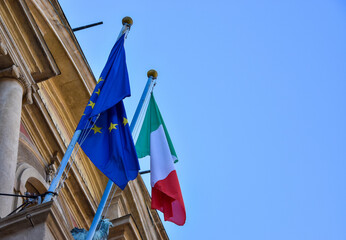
[150,125,176,186]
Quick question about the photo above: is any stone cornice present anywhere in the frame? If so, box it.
[0,0,60,104]
[109,214,143,239]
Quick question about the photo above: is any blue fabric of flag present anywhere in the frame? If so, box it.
[76,34,139,190]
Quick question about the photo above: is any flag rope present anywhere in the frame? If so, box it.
[95,183,117,233]
[131,78,156,142]
[103,184,117,218]
[57,114,100,192]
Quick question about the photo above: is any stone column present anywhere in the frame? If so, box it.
[0,66,25,218]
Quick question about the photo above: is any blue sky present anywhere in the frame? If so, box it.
[60,1,346,239]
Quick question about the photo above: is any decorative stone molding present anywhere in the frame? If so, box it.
[46,163,56,184]
[103,190,128,221]
[109,215,142,240]
[0,40,7,56]
[0,0,60,82]
[0,0,60,105]
[15,162,48,194]
[46,151,58,184]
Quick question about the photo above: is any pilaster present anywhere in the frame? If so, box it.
[0,76,24,217]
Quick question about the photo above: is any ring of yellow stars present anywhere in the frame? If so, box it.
[88,100,95,109]
[91,125,102,134]
[123,117,128,126]
[109,122,118,132]
[97,77,104,83]
[95,89,101,95]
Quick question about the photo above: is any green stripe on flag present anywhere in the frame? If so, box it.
[135,94,178,163]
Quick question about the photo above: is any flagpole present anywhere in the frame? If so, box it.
[43,17,133,204]
[86,69,158,240]
[130,69,158,133]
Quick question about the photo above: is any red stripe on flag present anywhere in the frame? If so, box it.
[151,170,186,226]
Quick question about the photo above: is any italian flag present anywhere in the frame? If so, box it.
[136,93,186,226]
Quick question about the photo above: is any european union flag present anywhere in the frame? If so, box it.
[76,34,139,190]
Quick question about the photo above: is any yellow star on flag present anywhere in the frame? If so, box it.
[123,117,128,126]
[88,100,95,109]
[91,125,102,134]
[95,89,101,95]
[109,122,118,132]
[97,77,104,83]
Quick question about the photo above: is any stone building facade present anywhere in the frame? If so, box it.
[0,0,168,239]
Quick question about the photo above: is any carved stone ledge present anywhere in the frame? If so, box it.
[0,200,73,239]
[109,215,142,240]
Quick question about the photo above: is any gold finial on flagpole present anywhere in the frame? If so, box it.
[147,69,158,79]
[122,17,133,26]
